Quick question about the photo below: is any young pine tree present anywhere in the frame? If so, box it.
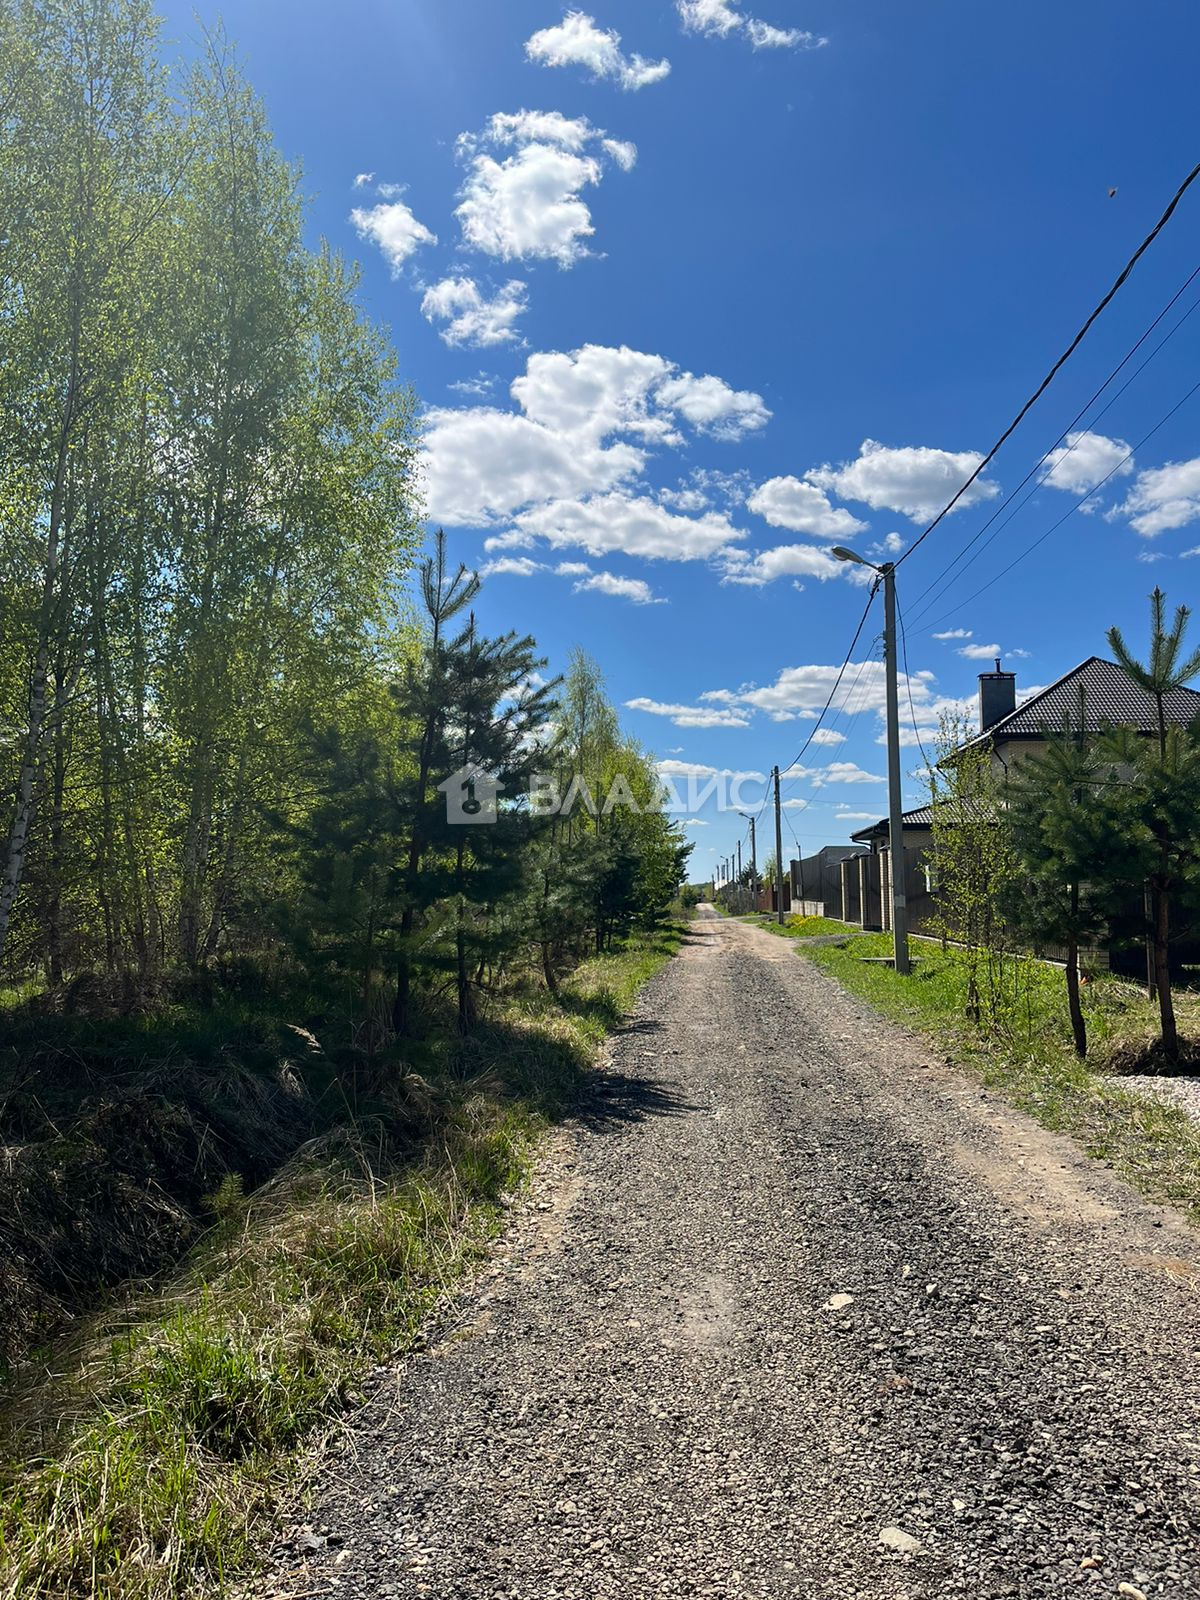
[1003,700,1130,1057]
[1107,588,1200,1062]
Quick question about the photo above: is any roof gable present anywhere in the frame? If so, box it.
[966,655,1200,746]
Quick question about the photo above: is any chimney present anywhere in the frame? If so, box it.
[978,658,1016,732]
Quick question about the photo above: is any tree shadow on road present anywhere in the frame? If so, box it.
[576,1068,704,1133]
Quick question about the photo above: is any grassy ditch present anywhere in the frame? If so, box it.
[0,926,683,1600]
[803,932,1200,1223]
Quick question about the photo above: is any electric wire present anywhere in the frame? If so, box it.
[895,159,1200,573]
[907,274,1200,629]
[917,371,1200,637]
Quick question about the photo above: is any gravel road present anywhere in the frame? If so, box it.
[262,908,1200,1599]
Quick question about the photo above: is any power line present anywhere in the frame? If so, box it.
[895,588,935,784]
[907,270,1200,628]
[917,371,1200,635]
[896,159,1200,573]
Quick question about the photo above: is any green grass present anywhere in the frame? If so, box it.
[759,913,855,939]
[803,932,1200,1222]
[0,926,683,1600]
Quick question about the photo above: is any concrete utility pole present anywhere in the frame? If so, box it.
[740,811,758,906]
[773,765,785,926]
[736,839,742,903]
[832,548,911,974]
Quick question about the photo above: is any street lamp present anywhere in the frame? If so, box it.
[832,547,910,975]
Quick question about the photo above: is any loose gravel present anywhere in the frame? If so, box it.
[1114,1073,1200,1127]
[259,909,1200,1599]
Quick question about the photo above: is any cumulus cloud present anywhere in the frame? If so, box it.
[656,759,765,780]
[423,406,644,526]
[1113,457,1200,538]
[808,439,999,523]
[808,728,846,746]
[626,697,751,728]
[421,277,528,348]
[811,761,885,787]
[423,343,767,539]
[517,493,744,561]
[349,195,437,274]
[706,662,935,723]
[353,171,375,188]
[479,556,546,578]
[747,475,867,538]
[933,628,971,640]
[455,110,633,267]
[960,640,1036,659]
[718,543,842,586]
[525,11,671,90]
[1041,430,1133,496]
[655,372,770,439]
[449,372,497,399]
[677,0,825,50]
[571,568,664,604]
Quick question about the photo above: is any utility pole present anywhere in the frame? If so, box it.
[773,764,785,926]
[736,839,742,908]
[832,547,911,973]
[740,811,758,908]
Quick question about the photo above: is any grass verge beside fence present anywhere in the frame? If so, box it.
[0,926,683,1600]
[803,932,1200,1224]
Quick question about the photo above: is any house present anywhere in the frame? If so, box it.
[839,656,1200,936]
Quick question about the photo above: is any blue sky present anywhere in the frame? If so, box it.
[161,0,1200,875]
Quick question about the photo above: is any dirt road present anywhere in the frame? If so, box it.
[266,909,1200,1598]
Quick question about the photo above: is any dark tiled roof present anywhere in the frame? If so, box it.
[968,655,1200,745]
[849,804,933,842]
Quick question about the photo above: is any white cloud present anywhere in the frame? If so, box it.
[933,627,971,640]
[449,371,497,398]
[349,197,437,274]
[517,492,744,561]
[868,531,906,557]
[1114,457,1200,538]
[480,556,546,578]
[423,406,644,526]
[808,728,846,746]
[677,0,825,49]
[957,642,1002,660]
[421,277,527,348]
[626,697,751,728]
[834,811,880,822]
[1042,430,1133,495]
[513,345,767,442]
[525,11,671,90]
[747,19,823,48]
[656,758,765,780]
[655,372,770,438]
[482,110,595,149]
[423,344,767,539]
[554,559,592,576]
[719,543,842,586]
[809,438,999,523]
[572,569,664,604]
[746,475,867,538]
[602,138,639,171]
[455,110,633,267]
[811,761,884,787]
[683,818,709,827]
[483,529,536,553]
[353,171,375,188]
[709,661,933,723]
